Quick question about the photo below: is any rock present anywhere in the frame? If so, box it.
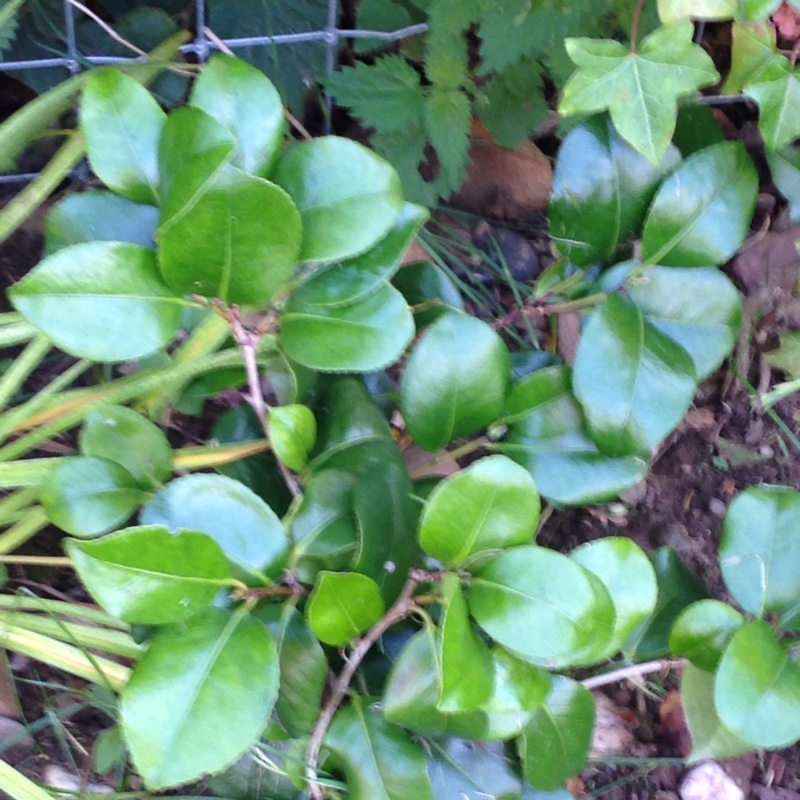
[589,693,637,758]
[0,716,33,752]
[43,764,113,794]
[680,762,744,800]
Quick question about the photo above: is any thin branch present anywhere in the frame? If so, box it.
[630,0,647,54]
[66,0,147,57]
[581,658,687,690]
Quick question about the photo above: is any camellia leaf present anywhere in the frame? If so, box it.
[468,545,616,668]
[80,405,173,488]
[9,241,186,362]
[498,365,648,505]
[141,473,289,583]
[190,53,284,178]
[306,571,385,646]
[65,526,231,625]
[280,281,415,373]
[419,455,540,567]
[641,141,759,266]
[573,293,697,457]
[719,485,800,616]
[669,599,744,672]
[392,260,465,328]
[121,607,279,790]
[767,147,800,225]
[273,136,404,263]
[715,620,800,748]
[558,22,719,164]
[43,191,158,255]
[744,56,800,152]
[681,664,753,763]
[268,404,316,472]
[80,68,165,204]
[518,676,595,792]
[549,119,680,266]
[326,695,434,800]
[401,312,510,452]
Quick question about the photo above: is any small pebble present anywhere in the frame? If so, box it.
[43,764,113,794]
[708,498,727,518]
[0,716,33,751]
[680,762,744,800]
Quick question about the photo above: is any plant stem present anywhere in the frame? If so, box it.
[0,334,52,411]
[0,596,129,629]
[305,576,421,798]
[631,0,647,54]
[0,555,70,567]
[581,658,687,690]
[0,507,48,555]
[0,486,39,525]
[409,437,489,480]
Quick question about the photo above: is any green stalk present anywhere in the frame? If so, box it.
[0,759,53,800]
[0,507,48,554]
[0,460,61,488]
[0,486,39,525]
[0,334,52,411]
[0,596,129,630]
[0,319,38,349]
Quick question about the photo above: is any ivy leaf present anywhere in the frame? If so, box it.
[723,21,776,94]
[744,56,800,151]
[768,148,800,225]
[656,0,736,20]
[424,86,472,194]
[559,21,719,164]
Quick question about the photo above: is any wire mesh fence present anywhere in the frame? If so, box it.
[0,0,428,185]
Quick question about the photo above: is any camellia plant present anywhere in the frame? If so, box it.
[2,47,799,799]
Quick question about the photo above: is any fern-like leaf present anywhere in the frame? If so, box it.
[425,85,471,194]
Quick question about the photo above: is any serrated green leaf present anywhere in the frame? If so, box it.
[424,87,471,193]
[559,22,719,164]
[723,21,776,94]
[307,571,385,645]
[354,0,415,54]
[66,526,230,625]
[670,599,744,672]
[744,56,800,152]
[372,126,439,205]
[268,404,316,472]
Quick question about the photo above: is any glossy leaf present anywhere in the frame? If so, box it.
[401,312,510,452]
[499,366,648,505]
[273,136,404,263]
[570,537,658,658]
[190,53,284,177]
[468,546,616,668]
[549,119,680,266]
[681,665,753,763]
[326,695,434,800]
[280,281,414,373]
[80,405,172,488]
[767,146,800,225]
[307,571,384,646]
[268,404,316,472]
[44,192,158,255]
[158,165,302,305]
[9,242,185,362]
[670,599,744,672]
[519,676,595,792]
[719,485,800,616]
[256,603,327,736]
[438,574,493,712]
[558,22,718,164]
[121,608,279,789]
[641,141,759,266]
[41,457,143,537]
[392,260,465,328]
[723,21,776,94]
[141,473,288,583]
[66,526,230,624]
[715,620,800,748]
[573,293,697,457]
[419,455,539,567]
[745,57,800,152]
[80,68,165,204]
[626,266,742,379]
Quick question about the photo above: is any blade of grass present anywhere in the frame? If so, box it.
[0,334,52,411]
[0,486,39,525]
[0,759,54,800]
[0,596,129,630]
[0,507,48,554]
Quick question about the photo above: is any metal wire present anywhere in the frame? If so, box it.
[0,0,428,183]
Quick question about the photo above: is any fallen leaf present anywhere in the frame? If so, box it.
[774,3,800,41]
[659,690,692,758]
[730,227,800,293]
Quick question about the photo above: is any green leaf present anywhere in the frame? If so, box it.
[438,574,494,712]
[325,57,426,134]
[468,545,616,668]
[419,455,540,567]
[719,485,800,616]
[255,604,327,737]
[559,22,719,164]
[625,266,742,379]
[657,0,736,20]
[354,0,414,54]
[121,607,279,790]
[570,537,658,658]
[549,118,680,266]
[669,599,744,672]
[306,571,385,646]
[498,365,648,505]
[391,261,465,328]
[80,68,165,204]
[43,192,158,255]
[280,282,414,373]
[158,165,302,305]
[641,141,759,266]
[41,457,143,538]
[190,54,285,178]
[715,620,800,748]
[723,21,776,94]
[9,242,185,362]
[519,676,595,792]
[765,331,800,376]
[573,293,697,457]
[745,57,800,152]
[141,474,288,583]
[401,312,510,452]
[326,695,434,800]
[681,664,753,763]
[273,137,404,263]
[268,404,316,472]
[80,405,172,488]
[65,526,230,625]
[767,147,800,225]
[425,86,471,193]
